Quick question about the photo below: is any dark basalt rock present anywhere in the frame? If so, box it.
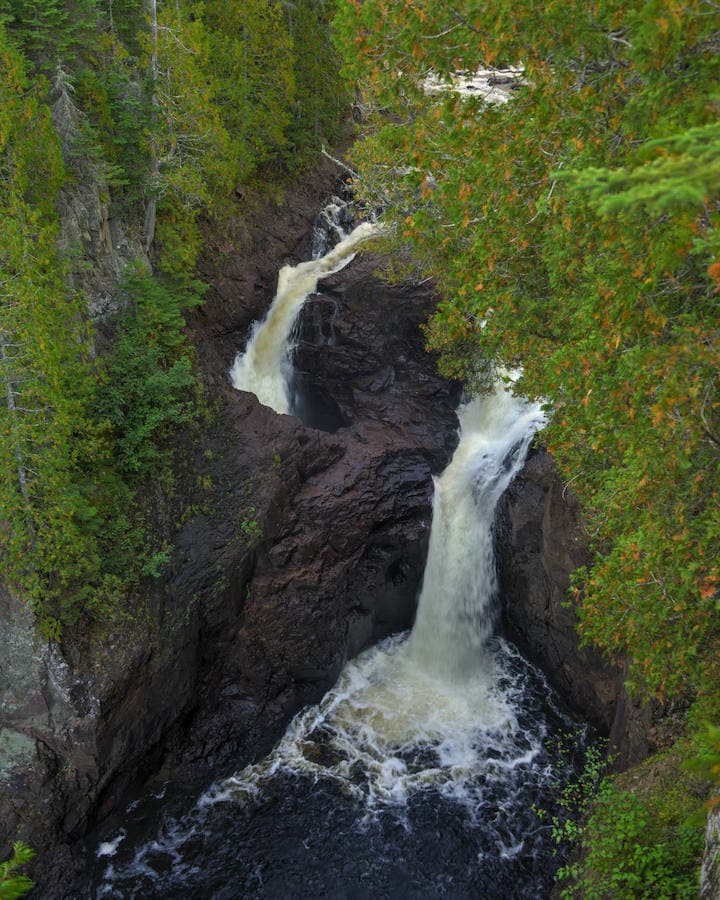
[495,447,670,770]
[495,447,622,734]
[0,169,460,895]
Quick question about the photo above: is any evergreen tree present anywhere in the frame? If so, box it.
[202,0,295,182]
[0,22,105,630]
[333,0,720,698]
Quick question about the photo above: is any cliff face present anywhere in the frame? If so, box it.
[3,155,700,892]
[495,448,621,734]
[0,170,460,889]
[495,447,678,772]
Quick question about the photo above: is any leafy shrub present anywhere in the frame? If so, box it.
[0,842,34,900]
[557,743,706,899]
[559,781,702,899]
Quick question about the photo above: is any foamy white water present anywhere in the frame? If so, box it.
[229,220,378,413]
[409,378,546,679]
[424,67,524,103]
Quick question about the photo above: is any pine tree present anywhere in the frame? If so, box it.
[332,0,720,697]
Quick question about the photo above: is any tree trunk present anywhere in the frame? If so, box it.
[145,0,159,253]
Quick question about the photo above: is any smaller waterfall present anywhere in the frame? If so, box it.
[230,219,378,413]
[310,194,356,259]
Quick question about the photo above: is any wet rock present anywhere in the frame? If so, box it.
[495,448,622,733]
[1,164,459,893]
[166,264,460,774]
[292,268,458,444]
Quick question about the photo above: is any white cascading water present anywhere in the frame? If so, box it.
[408,378,547,680]
[309,194,355,259]
[229,219,378,413]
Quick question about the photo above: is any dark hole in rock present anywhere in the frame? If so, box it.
[291,377,350,433]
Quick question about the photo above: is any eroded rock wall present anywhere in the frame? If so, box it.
[0,170,459,892]
[495,448,621,733]
[494,447,679,773]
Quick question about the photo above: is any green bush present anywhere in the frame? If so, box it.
[0,842,34,900]
[93,269,200,481]
[558,756,705,899]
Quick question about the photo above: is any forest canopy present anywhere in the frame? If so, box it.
[332,0,720,701]
[0,0,346,634]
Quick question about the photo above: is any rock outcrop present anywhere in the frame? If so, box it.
[0,170,459,894]
[495,448,621,733]
[495,447,676,771]
[163,261,460,776]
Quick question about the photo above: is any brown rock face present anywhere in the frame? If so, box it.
[0,171,460,889]
[494,448,622,733]
[494,448,676,767]
[168,260,460,774]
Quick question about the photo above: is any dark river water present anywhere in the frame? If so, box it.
[89,637,587,899]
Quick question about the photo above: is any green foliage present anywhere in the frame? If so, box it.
[94,270,199,479]
[0,38,200,628]
[333,0,720,699]
[0,0,101,67]
[0,20,108,628]
[237,507,262,548]
[285,0,347,161]
[144,0,346,270]
[201,0,294,184]
[537,731,708,900]
[0,842,34,899]
[685,691,720,802]
[532,735,609,855]
[0,2,346,632]
[558,776,703,899]
[73,41,154,210]
[562,122,720,216]
[3,0,347,274]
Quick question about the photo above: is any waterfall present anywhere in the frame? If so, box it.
[310,194,356,259]
[229,219,378,413]
[409,378,546,679]
[94,377,580,900]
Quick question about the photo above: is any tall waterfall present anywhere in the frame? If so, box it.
[229,220,377,413]
[94,378,584,900]
[409,378,546,679]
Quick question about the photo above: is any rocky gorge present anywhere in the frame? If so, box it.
[0,159,702,895]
